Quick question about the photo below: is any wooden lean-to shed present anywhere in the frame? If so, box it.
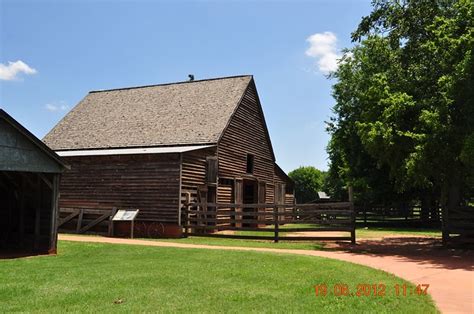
[43,75,294,237]
[0,109,67,255]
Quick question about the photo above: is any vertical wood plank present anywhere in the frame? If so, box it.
[76,208,84,233]
[19,174,25,247]
[49,174,60,253]
[34,174,41,250]
[108,207,117,237]
[235,179,243,227]
[273,206,279,243]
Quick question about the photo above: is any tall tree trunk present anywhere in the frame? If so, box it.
[443,174,462,245]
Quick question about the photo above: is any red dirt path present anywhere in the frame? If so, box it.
[59,234,473,314]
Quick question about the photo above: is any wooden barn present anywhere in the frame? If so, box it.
[43,75,294,237]
[0,109,66,255]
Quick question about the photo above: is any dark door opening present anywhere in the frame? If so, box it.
[0,171,55,257]
[243,179,257,227]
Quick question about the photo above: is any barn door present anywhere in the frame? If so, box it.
[234,179,243,227]
[275,183,285,221]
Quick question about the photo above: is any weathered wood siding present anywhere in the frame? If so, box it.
[0,119,62,173]
[274,168,295,205]
[59,154,181,223]
[217,182,234,204]
[266,183,275,204]
[180,147,217,204]
[218,81,275,186]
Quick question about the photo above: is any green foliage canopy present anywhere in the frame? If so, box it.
[327,0,473,205]
[288,166,326,203]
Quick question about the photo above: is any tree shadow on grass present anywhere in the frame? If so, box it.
[325,237,474,271]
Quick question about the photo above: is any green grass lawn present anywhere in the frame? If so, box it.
[355,227,441,239]
[0,241,437,313]
[154,236,326,250]
[150,226,441,251]
[235,224,441,239]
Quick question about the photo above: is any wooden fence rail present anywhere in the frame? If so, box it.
[443,206,474,245]
[182,202,355,243]
[355,205,442,226]
[58,207,117,236]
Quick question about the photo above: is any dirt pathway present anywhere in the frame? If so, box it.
[59,234,473,314]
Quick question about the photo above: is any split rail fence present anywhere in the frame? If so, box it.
[182,202,355,243]
[443,205,474,245]
[58,207,116,236]
[356,205,442,226]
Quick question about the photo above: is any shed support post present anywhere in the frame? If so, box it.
[49,174,60,253]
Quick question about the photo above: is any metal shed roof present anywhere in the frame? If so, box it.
[56,144,215,157]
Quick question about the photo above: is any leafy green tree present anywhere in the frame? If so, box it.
[288,166,326,203]
[327,0,473,209]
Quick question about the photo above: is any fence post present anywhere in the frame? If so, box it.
[274,206,279,243]
[351,207,356,245]
[442,205,448,245]
[183,193,190,238]
[184,203,190,238]
[348,188,356,245]
[364,203,367,227]
[109,207,117,237]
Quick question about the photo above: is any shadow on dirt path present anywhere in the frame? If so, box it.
[326,236,473,271]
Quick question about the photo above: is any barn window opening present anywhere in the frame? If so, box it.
[246,154,254,174]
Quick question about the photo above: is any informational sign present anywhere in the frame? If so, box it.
[112,209,139,221]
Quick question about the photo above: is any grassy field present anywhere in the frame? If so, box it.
[151,226,441,251]
[355,227,441,239]
[0,241,437,313]
[235,224,441,238]
[155,236,326,250]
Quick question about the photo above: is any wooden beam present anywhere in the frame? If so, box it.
[1,171,20,189]
[76,209,84,233]
[49,174,60,252]
[58,209,81,227]
[108,207,117,237]
[79,212,112,233]
[38,173,53,190]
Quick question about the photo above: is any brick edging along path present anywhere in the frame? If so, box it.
[59,234,473,314]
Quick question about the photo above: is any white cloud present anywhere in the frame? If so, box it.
[305,32,341,75]
[0,60,37,81]
[45,102,68,112]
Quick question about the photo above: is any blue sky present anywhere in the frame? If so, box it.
[0,0,372,172]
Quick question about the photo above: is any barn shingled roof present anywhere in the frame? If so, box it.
[43,75,253,150]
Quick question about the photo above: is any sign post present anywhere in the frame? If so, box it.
[112,209,139,238]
